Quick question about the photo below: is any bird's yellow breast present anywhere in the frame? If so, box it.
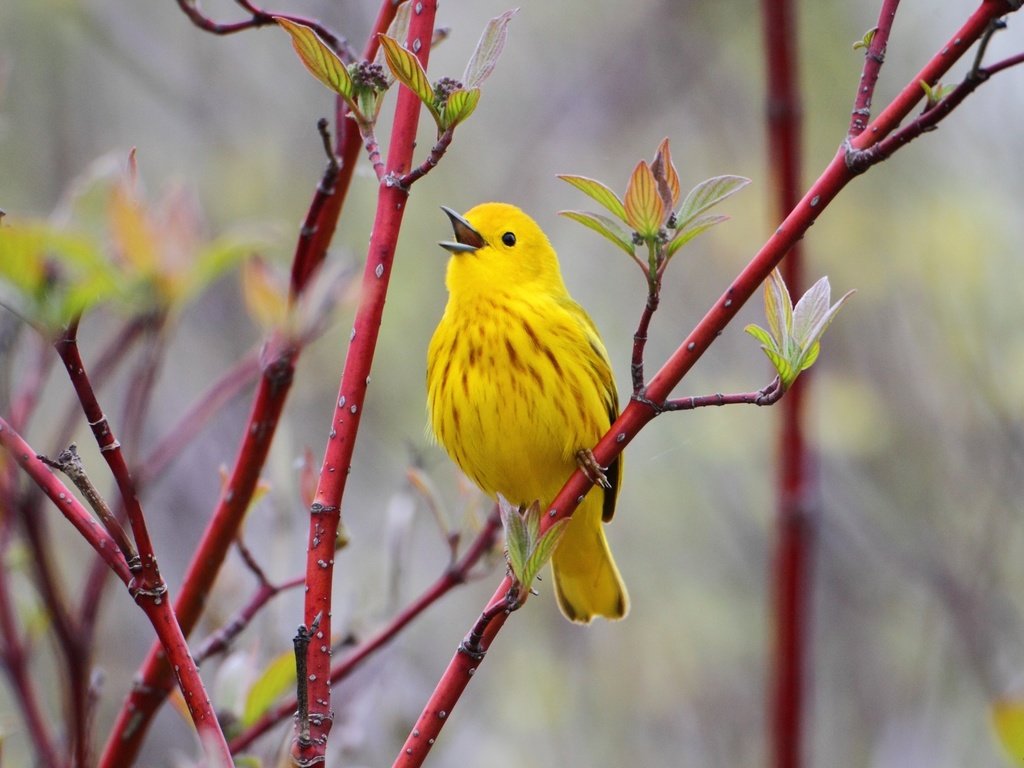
[427,289,613,508]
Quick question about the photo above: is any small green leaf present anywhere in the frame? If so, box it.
[762,345,796,387]
[852,27,877,51]
[558,175,628,222]
[462,9,518,89]
[241,650,297,727]
[275,17,354,100]
[666,213,730,256]
[522,518,569,586]
[499,497,530,584]
[623,161,664,238]
[378,34,437,117]
[796,340,821,372]
[558,210,635,256]
[676,175,750,230]
[440,87,481,130]
[744,323,776,352]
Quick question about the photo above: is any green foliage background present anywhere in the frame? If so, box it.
[2,1,1024,766]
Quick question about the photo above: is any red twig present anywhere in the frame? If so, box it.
[762,0,810,767]
[393,3,1020,763]
[52,318,160,593]
[176,0,356,62]
[99,3,404,764]
[849,0,901,137]
[230,508,501,754]
[400,127,455,188]
[295,1,440,760]
[630,294,659,394]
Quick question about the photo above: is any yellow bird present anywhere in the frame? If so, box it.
[426,202,628,623]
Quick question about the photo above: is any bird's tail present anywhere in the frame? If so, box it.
[550,492,629,623]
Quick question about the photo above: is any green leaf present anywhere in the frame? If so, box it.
[462,9,518,89]
[558,175,628,222]
[852,27,877,51]
[275,17,354,100]
[440,88,480,130]
[522,518,569,586]
[763,268,792,354]
[676,175,750,230]
[744,323,776,351]
[623,161,664,238]
[666,213,729,256]
[499,496,529,584]
[378,34,438,119]
[761,345,796,387]
[797,340,820,372]
[559,210,635,256]
[241,650,297,727]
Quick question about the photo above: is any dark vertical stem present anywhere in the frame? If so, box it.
[762,1,812,768]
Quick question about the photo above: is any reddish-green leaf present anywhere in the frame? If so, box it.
[275,17,354,100]
[463,9,518,89]
[378,34,435,114]
[558,175,628,222]
[651,137,681,212]
[623,161,664,237]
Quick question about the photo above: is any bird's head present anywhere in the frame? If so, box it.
[439,202,567,297]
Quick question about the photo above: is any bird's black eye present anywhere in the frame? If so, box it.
[501,231,516,247]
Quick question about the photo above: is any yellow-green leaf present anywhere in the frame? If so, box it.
[275,17,354,100]
[558,175,628,222]
[242,650,297,727]
[440,88,480,130]
[623,161,665,238]
[378,34,436,114]
[558,210,635,256]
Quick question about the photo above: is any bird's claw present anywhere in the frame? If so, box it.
[576,449,611,489]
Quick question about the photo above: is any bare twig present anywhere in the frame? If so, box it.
[849,0,901,137]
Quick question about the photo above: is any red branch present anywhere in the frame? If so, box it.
[96,4,404,764]
[849,0,901,136]
[392,3,1019,764]
[53,319,160,591]
[230,508,501,754]
[294,1,439,760]
[762,0,810,767]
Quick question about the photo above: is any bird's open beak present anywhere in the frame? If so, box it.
[439,206,485,254]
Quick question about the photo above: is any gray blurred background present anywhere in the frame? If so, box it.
[2,1,1024,766]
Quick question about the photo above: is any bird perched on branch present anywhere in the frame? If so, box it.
[427,202,628,623]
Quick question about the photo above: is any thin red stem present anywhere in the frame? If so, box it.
[97,1,404,763]
[230,508,500,754]
[295,2,439,759]
[849,0,901,137]
[762,0,810,767]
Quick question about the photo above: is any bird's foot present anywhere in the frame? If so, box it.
[576,449,611,489]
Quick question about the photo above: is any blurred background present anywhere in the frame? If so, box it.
[2,0,1024,766]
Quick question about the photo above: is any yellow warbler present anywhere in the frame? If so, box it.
[426,202,628,623]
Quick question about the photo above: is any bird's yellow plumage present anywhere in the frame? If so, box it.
[426,202,628,623]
